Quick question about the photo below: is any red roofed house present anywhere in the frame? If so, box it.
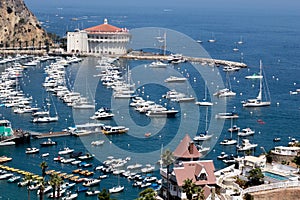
[160,134,219,199]
[67,19,130,56]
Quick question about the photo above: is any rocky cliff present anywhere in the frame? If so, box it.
[0,0,51,49]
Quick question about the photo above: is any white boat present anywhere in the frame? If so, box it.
[195,81,213,106]
[196,145,210,153]
[62,193,78,200]
[149,61,168,68]
[0,173,14,180]
[109,185,124,193]
[7,175,21,183]
[86,190,100,196]
[245,73,263,79]
[25,147,40,154]
[193,133,213,141]
[215,112,239,119]
[91,140,104,146]
[163,89,186,100]
[146,109,178,117]
[237,36,243,44]
[243,60,271,107]
[208,33,216,43]
[83,179,101,187]
[237,128,255,137]
[101,125,129,135]
[228,125,240,132]
[236,139,258,151]
[42,153,50,157]
[90,107,114,120]
[193,107,213,141]
[214,88,236,97]
[223,66,240,72]
[174,96,195,102]
[217,152,228,160]
[58,147,74,155]
[220,138,237,145]
[164,76,187,83]
[32,115,58,123]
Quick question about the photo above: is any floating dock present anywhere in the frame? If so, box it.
[32,131,71,139]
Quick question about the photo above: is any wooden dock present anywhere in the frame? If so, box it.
[32,131,71,139]
[121,54,247,68]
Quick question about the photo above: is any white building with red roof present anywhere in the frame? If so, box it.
[160,134,219,199]
[67,19,130,56]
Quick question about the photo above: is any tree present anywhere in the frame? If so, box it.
[98,188,114,200]
[24,174,33,200]
[162,149,175,200]
[40,161,48,178]
[196,187,205,200]
[137,188,156,200]
[182,178,198,200]
[292,156,300,173]
[49,174,62,198]
[39,161,48,200]
[247,168,264,186]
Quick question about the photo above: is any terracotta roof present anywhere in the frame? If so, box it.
[84,19,127,33]
[173,160,216,187]
[173,134,201,159]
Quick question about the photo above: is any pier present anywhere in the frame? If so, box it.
[32,131,71,139]
[121,53,247,68]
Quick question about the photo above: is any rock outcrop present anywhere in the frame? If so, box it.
[0,0,51,49]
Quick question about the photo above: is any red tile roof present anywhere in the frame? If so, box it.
[173,160,216,187]
[173,134,202,159]
[84,19,127,33]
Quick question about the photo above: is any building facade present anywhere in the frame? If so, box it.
[67,19,130,56]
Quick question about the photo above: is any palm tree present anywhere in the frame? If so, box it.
[182,178,198,200]
[24,174,33,200]
[137,188,156,200]
[32,38,35,50]
[38,178,46,200]
[40,161,48,178]
[98,188,113,200]
[49,174,57,198]
[55,175,63,198]
[196,187,205,200]
[39,161,48,200]
[161,149,175,200]
[247,167,264,186]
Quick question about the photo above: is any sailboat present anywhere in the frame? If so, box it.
[32,96,58,123]
[195,81,213,106]
[220,117,237,145]
[242,60,271,107]
[109,175,124,193]
[233,42,239,52]
[237,36,243,45]
[213,72,236,97]
[193,107,213,141]
[208,33,216,43]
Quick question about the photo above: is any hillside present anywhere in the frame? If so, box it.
[0,0,51,49]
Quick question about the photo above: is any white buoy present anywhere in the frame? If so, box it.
[240,92,243,96]
[277,102,280,106]
[237,80,240,83]
[294,82,296,86]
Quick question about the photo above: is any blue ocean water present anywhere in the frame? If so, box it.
[1,1,300,199]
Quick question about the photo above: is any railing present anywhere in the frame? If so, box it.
[242,180,300,195]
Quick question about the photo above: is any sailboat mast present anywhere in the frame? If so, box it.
[257,60,263,100]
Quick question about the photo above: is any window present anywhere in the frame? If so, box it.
[197,173,207,181]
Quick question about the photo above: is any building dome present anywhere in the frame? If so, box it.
[84,19,127,33]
